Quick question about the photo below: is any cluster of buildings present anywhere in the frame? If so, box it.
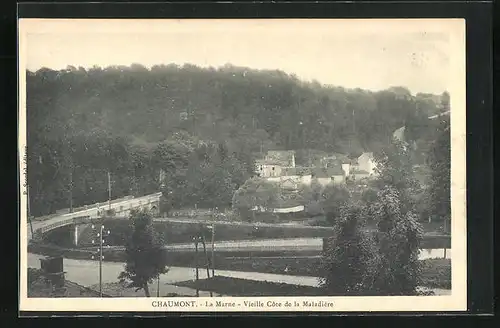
[255,150,377,191]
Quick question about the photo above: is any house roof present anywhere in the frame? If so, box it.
[358,152,374,160]
[311,166,344,178]
[265,150,295,166]
[282,166,312,176]
[256,158,289,166]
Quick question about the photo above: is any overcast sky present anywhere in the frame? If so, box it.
[22,19,459,95]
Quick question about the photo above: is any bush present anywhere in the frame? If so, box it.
[419,259,451,289]
[321,185,350,224]
[365,187,424,296]
[320,203,374,295]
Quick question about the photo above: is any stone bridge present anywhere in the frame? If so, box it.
[28,192,162,246]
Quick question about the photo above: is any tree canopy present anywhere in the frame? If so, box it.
[427,117,451,224]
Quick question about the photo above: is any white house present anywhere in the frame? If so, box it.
[357,152,377,176]
[255,159,283,178]
[255,150,296,178]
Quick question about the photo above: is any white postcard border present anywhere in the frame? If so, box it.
[18,18,467,313]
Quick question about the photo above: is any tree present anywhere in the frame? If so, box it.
[440,91,450,113]
[373,139,421,214]
[427,118,451,226]
[320,202,373,295]
[320,185,351,225]
[232,178,279,220]
[365,186,424,295]
[118,209,169,297]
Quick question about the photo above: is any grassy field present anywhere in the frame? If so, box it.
[212,257,451,289]
[173,276,323,296]
[419,258,452,289]
[172,275,445,297]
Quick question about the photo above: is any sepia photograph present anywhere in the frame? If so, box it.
[18,18,466,312]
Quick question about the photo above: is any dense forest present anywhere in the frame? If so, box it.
[26,63,448,217]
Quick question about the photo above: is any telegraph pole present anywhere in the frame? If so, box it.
[352,108,356,135]
[69,169,73,213]
[92,223,110,297]
[99,225,103,297]
[107,171,111,210]
[157,275,160,297]
[194,237,199,297]
[211,224,215,277]
[201,234,213,297]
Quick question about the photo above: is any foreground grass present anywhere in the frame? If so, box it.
[173,276,444,297]
[419,258,452,289]
[207,257,451,289]
[174,276,323,296]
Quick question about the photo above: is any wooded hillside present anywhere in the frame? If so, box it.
[26,63,447,216]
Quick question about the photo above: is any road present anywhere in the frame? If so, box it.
[27,253,320,287]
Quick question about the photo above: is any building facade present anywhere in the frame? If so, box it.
[357,152,377,176]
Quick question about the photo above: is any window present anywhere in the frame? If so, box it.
[272,167,275,171]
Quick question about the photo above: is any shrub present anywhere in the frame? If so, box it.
[364,187,424,296]
[320,202,374,295]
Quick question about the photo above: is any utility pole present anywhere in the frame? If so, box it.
[157,275,160,297]
[352,108,356,135]
[194,237,199,297]
[92,223,110,297]
[99,225,103,297]
[69,169,73,213]
[201,234,213,297]
[107,171,111,210]
[211,224,215,277]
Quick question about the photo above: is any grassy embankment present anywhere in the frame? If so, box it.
[171,275,446,297]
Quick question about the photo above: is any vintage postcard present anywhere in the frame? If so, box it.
[18,18,466,313]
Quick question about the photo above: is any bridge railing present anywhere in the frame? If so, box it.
[37,218,75,234]
[30,192,162,238]
[34,216,92,237]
